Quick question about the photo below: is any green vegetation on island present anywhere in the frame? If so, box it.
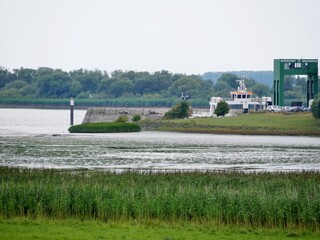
[68,122,141,133]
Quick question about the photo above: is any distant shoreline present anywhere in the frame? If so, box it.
[2,105,318,137]
[0,104,88,110]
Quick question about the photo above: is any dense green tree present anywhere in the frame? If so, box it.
[212,81,231,98]
[70,81,83,98]
[36,70,71,98]
[217,73,239,89]
[284,76,295,91]
[140,71,167,94]
[110,79,134,97]
[2,80,28,90]
[98,77,113,94]
[34,67,55,78]
[212,73,271,98]
[164,101,192,119]
[19,84,37,97]
[69,69,85,79]
[0,67,15,89]
[111,70,125,79]
[133,78,148,95]
[214,101,229,117]
[0,88,22,98]
[0,67,275,108]
[150,70,175,93]
[252,83,271,97]
[281,76,309,105]
[295,76,307,92]
[77,70,102,93]
[125,70,136,80]
[244,78,257,89]
[201,79,214,92]
[202,71,273,87]
[167,75,203,98]
[13,68,36,83]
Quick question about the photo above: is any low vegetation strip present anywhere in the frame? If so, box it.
[0,97,209,108]
[1,167,319,229]
[139,112,320,136]
[68,122,141,133]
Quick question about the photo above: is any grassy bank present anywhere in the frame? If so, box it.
[1,167,320,229]
[1,218,319,240]
[142,112,320,135]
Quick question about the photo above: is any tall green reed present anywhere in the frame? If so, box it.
[0,167,319,228]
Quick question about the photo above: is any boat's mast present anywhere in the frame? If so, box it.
[237,73,247,92]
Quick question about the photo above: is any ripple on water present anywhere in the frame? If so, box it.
[0,132,320,172]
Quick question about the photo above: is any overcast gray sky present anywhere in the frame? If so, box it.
[1,0,319,74]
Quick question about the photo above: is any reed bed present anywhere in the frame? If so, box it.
[1,167,319,229]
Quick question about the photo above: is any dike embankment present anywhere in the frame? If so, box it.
[82,107,209,124]
[82,107,170,123]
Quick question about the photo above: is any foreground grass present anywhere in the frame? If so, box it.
[155,112,320,135]
[0,218,319,240]
[1,167,320,229]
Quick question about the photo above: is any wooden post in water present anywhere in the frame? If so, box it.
[70,97,74,125]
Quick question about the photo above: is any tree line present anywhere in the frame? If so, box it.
[203,70,273,87]
[0,67,274,106]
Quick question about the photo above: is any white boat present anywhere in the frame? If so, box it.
[209,74,272,115]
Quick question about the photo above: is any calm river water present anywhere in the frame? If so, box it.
[0,108,320,172]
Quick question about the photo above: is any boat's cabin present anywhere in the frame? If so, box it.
[231,92,253,99]
[229,74,254,102]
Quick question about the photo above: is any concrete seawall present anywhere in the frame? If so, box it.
[82,107,170,123]
[82,107,210,123]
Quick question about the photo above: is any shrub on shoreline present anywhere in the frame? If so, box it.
[132,114,141,122]
[312,95,320,119]
[163,101,192,119]
[68,122,141,133]
[114,115,129,123]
